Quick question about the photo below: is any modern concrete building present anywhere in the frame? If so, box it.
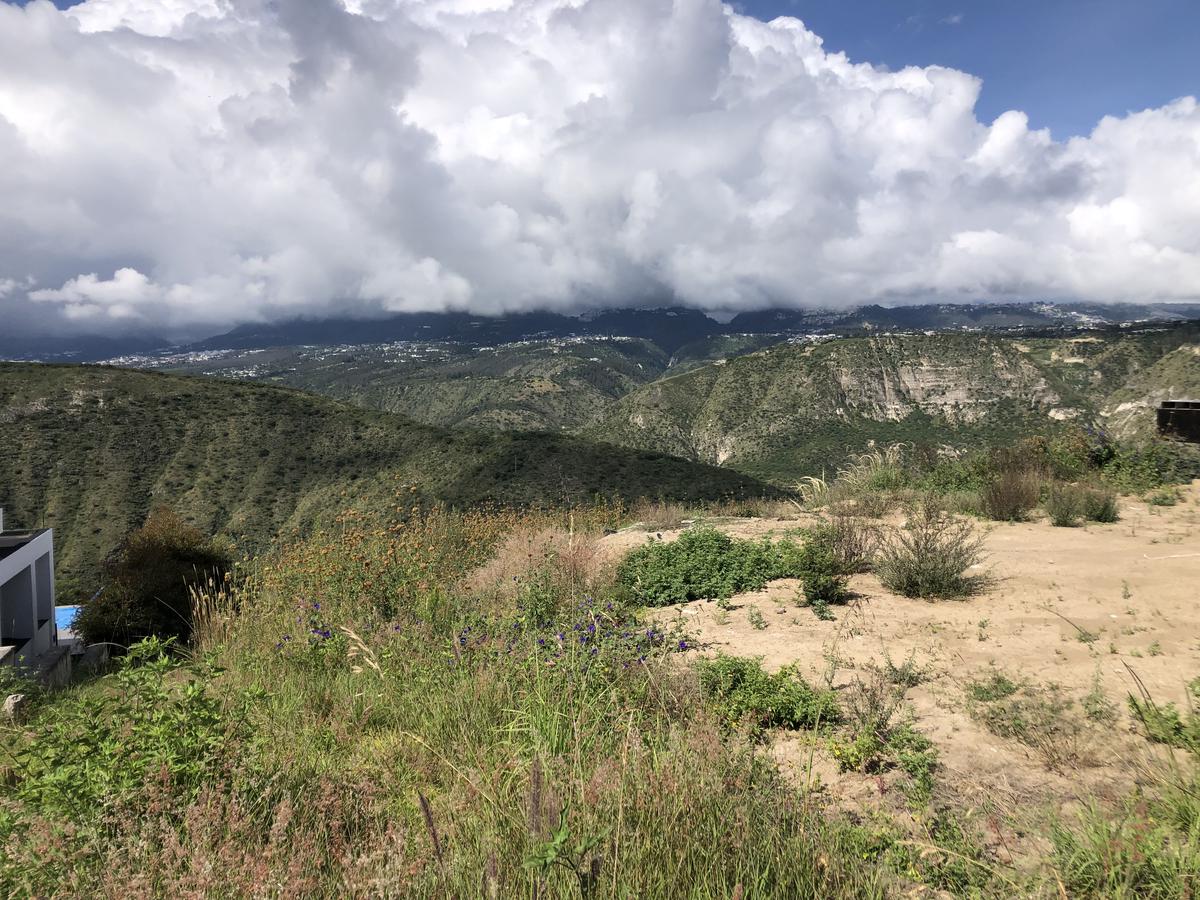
[0,527,59,670]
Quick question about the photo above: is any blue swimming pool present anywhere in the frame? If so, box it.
[54,605,80,632]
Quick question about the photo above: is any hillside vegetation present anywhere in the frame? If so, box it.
[140,324,1200,482]
[0,363,770,595]
[166,337,671,431]
[591,327,1200,482]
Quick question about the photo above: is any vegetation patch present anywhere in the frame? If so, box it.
[616,526,803,606]
[75,507,231,647]
[1129,677,1200,753]
[967,675,1091,771]
[829,668,939,803]
[981,464,1042,522]
[697,655,840,734]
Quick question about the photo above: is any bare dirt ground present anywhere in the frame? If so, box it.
[598,484,1200,851]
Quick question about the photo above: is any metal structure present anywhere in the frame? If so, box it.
[1157,400,1200,443]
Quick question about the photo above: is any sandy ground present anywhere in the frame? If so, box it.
[599,484,1200,839]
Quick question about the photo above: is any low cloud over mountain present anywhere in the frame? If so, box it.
[2,0,1198,336]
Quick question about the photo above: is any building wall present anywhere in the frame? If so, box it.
[0,529,57,664]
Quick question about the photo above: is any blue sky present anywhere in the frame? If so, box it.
[742,0,1199,137]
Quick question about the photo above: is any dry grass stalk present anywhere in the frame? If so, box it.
[341,626,382,676]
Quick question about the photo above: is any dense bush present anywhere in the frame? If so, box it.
[697,655,839,733]
[981,466,1041,522]
[75,507,231,647]
[616,527,803,606]
[1044,482,1120,527]
[1045,482,1085,527]
[876,502,987,599]
[794,518,876,611]
[1081,485,1120,523]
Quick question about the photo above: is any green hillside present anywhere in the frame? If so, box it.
[0,363,771,595]
[165,337,672,431]
[588,327,1200,483]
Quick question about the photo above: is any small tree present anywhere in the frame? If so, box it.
[76,508,231,648]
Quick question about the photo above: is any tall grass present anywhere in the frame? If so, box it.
[1,505,891,898]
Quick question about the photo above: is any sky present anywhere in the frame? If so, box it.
[753,0,1200,139]
[1,0,1198,338]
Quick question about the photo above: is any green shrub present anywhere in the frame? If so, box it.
[1044,482,1085,527]
[793,517,878,614]
[616,527,802,606]
[1081,485,1120,522]
[1146,488,1180,507]
[795,526,850,609]
[697,655,839,733]
[1129,678,1200,753]
[876,502,987,599]
[1100,442,1183,492]
[75,507,231,647]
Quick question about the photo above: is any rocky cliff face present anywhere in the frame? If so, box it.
[1100,344,1200,439]
[826,338,1065,425]
[590,333,1090,479]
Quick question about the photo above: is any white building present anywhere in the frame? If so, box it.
[0,527,58,669]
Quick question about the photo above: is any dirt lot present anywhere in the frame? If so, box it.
[599,484,1200,841]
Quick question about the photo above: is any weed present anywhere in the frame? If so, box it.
[746,605,768,630]
[809,597,837,621]
[1052,795,1200,898]
[1082,669,1118,725]
[1045,482,1085,527]
[966,671,1020,703]
[829,669,938,802]
[629,497,688,530]
[1081,485,1120,523]
[1128,677,1200,753]
[969,679,1089,771]
[881,652,927,688]
[1146,488,1181,507]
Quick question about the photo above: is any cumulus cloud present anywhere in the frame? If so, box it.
[0,0,1197,336]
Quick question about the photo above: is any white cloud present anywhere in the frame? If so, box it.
[0,0,1198,336]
